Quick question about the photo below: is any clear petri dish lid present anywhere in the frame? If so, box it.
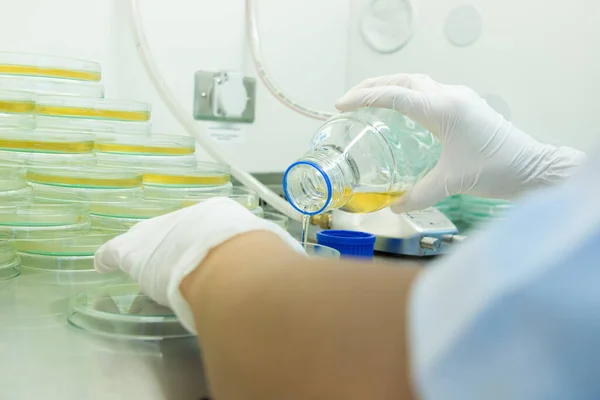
[180,186,259,210]
[19,253,126,286]
[144,182,233,201]
[16,230,118,256]
[0,52,101,81]
[35,115,151,135]
[0,148,96,166]
[0,129,94,154]
[30,182,144,204]
[36,95,151,122]
[67,283,194,340]
[94,133,195,156]
[95,152,198,169]
[26,167,142,188]
[263,211,289,229]
[0,179,33,204]
[0,75,104,97]
[0,202,89,226]
[141,162,231,187]
[90,199,182,219]
[0,114,35,129]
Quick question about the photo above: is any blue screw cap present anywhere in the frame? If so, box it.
[316,230,376,259]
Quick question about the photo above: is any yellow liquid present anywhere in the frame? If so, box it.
[340,191,406,213]
[36,106,150,121]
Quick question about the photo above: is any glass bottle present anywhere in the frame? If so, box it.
[283,107,441,215]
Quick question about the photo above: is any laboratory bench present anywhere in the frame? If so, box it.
[0,249,429,399]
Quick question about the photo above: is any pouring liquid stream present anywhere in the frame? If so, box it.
[301,214,310,249]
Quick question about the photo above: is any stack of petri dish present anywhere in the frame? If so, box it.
[460,195,514,230]
[0,88,36,130]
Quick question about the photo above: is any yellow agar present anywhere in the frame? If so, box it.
[94,143,195,155]
[0,101,35,114]
[340,191,406,213]
[143,173,230,186]
[36,106,150,121]
[0,139,93,153]
[0,65,100,81]
[26,171,142,188]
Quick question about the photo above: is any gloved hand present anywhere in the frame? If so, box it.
[95,197,303,333]
[336,73,586,213]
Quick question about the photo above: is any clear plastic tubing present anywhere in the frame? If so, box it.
[283,108,441,215]
[129,0,328,222]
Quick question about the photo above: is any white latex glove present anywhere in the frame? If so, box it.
[95,197,304,333]
[336,73,587,213]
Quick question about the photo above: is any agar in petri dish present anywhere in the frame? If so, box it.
[0,130,94,154]
[36,95,151,122]
[26,167,142,188]
[67,284,194,340]
[94,133,195,155]
[0,52,101,81]
[141,162,230,187]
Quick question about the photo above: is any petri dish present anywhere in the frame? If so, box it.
[263,211,289,230]
[0,149,96,167]
[94,133,195,155]
[95,152,198,169]
[251,206,264,217]
[178,187,258,210]
[0,89,35,114]
[0,114,35,130]
[303,243,341,259]
[0,75,104,97]
[35,115,151,135]
[67,283,194,340]
[141,162,230,187]
[0,237,20,280]
[0,180,33,206]
[0,203,90,240]
[0,52,101,81]
[90,200,182,232]
[17,231,124,285]
[144,182,232,200]
[36,95,151,122]
[0,130,94,153]
[15,230,118,256]
[31,183,144,204]
[26,167,142,188]
[19,253,124,286]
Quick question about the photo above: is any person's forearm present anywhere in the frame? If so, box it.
[180,231,420,400]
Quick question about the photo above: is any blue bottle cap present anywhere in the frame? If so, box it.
[316,230,376,259]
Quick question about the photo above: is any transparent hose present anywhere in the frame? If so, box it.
[245,0,336,121]
[128,0,301,221]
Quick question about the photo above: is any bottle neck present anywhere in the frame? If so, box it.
[283,146,355,215]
